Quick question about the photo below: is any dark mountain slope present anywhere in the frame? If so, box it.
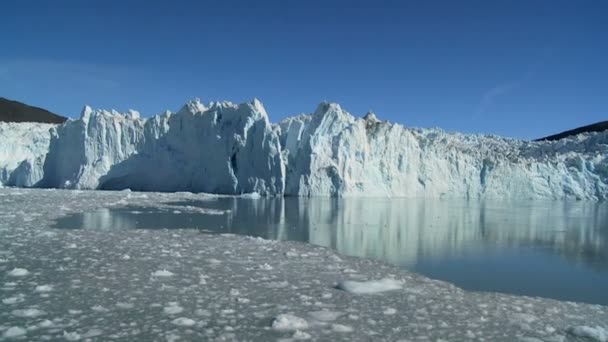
[535,121,608,141]
[0,97,67,124]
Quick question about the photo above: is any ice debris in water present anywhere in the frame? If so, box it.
[308,310,343,322]
[335,278,403,294]
[171,317,197,327]
[34,284,53,292]
[331,324,354,333]
[3,326,27,338]
[7,268,29,277]
[63,331,82,341]
[11,308,46,317]
[151,269,174,277]
[272,314,309,331]
[1,188,607,341]
[2,294,25,305]
[568,326,608,342]
[163,303,184,315]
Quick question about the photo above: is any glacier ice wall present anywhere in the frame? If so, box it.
[279,102,608,200]
[1,99,607,199]
[41,106,145,190]
[41,99,285,195]
[0,122,53,187]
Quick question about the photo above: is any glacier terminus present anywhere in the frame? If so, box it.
[1,98,607,200]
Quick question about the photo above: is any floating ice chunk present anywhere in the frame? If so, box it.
[518,337,544,342]
[568,326,608,342]
[151,269,174,277]
[83,328,103,338]
[11,308,46,317]
[171,317,196,327]
[37,320,54,329]
[91,305,109,312]
[335,278,403,294]
[240,192,261,199]
[259,263,273,270]
[383,308,397,315]
[7,268,29,277]
[35,285,53,292]
[308,310,343,322]
[116,302,134,309]
[3,326,26,338]
[195,309,212,317]
[163,303,184,315]
[2,294,25,304]
[292,330,312,340]
[332,324,354,333]
[63,330,81,341]
[272,314,309,331]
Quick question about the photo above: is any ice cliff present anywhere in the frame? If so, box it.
[279,102,608,199]
[40,99,285,195]
[1,99,607,199]
[0,122,53,187]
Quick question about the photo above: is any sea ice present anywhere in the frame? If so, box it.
[272,314,310,331]
[151,269,174,277]
[7,268,29,277]
[335,278,403,294]
[3,326,26,338]
[568,326,608,342]
[171,317,196,327]
[34,284,53,292]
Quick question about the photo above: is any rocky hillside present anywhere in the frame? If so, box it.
[0,97,66,124]
[536,121,608,141]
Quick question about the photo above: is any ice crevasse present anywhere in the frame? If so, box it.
[0,98,607,200]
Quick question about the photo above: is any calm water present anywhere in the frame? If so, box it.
[53,197,608,305]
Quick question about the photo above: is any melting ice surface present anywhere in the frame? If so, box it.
[54,196,608,306]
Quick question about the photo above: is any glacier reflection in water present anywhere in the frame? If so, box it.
[54,197,608,305]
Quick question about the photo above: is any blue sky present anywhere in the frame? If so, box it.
[1,0,606,139]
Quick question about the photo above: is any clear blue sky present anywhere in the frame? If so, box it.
[1,0,606,139]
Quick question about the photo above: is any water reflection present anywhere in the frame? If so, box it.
[54,197,608,304]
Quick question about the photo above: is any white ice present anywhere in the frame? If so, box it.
[568,326,608,342]
[7,268,29,277]
[335,278,403,294]
[272,314,310,331]
[1,99,607,200]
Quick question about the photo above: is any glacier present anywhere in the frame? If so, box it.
[1,98,607,199]
[0,122,54,187]
[279,102,608,199]
[40,99,284,195]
